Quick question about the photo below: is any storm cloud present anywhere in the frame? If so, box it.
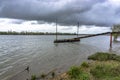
[0,0,120,26]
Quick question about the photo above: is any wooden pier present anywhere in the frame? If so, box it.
[77,32,111,39]
[54,21,120,49]
[54,32,120,49]
[54,32,111,43]
[53,20,120,48]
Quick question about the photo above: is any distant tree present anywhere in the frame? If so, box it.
[112,24,120,32]
[112,24,120,41]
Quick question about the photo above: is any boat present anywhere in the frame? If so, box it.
[54,21,80,43]
[54,38,80,43]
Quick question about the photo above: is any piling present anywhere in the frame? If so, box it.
[110,33,112,48]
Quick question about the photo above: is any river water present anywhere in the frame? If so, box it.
[0,35,120,80]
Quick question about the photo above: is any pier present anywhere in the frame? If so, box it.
[54,32,120,48]
[54,21,120,49]
[54,32,111,43]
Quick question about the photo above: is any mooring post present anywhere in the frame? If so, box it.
[110,33,112,48]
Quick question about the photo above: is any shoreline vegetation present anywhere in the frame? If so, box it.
[29,52,120,80]
[0,31,108,35]
[0,31,77,35]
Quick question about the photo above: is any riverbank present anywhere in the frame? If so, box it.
[28,52,120,80]
[7,52,120,80]
[50,52,120,80]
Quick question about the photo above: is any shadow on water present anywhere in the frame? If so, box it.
[54,43,59,47]
[54,42,80,46]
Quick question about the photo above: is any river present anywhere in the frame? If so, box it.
[0,35,120,80]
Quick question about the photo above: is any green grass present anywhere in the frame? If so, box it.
[65,52,120,80]
[31,75,36,80]
[90,64,120,80]
[90,64,113,78]
[67,66,90,80]
[81,62,89,68]
[88,52,120,61]
[67,61,120,80]
[87,52,120,80]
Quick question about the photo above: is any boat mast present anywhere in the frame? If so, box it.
[56,19,58,40]
[77,22,79,37]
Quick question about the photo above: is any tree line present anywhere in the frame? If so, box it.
[0,31,76,35]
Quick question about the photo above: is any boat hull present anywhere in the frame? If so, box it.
[54,38,80,43]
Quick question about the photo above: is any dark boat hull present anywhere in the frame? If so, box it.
[54,38,80,43]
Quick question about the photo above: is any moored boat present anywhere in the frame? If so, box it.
[54,38,80,43]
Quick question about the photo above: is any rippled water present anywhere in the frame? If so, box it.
[0,35,120,80]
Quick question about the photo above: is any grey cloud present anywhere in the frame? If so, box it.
[0,0,119,26]
[11,20,24,24]
[61,27,73,30]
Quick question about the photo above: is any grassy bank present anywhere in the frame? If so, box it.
[30,52,120,80]
[51,52,120,80]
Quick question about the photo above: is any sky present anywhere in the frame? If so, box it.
[0,0,120,34]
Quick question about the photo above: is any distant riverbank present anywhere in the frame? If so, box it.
[0,31,100,36]
[0,31,77,35]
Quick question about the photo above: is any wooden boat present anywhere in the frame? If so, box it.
[54,21,80,43]
[54,38,80,43]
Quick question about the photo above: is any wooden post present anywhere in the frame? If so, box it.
[56,19,58,40]
[77,22,79,37]
[110,33,112,48]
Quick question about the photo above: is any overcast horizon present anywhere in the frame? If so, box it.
[0,0,119,34]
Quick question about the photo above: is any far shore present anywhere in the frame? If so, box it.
[0,31,110,35]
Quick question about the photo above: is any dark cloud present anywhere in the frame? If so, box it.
[0,0,120,26]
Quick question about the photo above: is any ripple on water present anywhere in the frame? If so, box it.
[11,58,28,65]
[0,58,12,65]
[0,66,13,76]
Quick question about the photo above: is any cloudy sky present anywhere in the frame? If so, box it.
[0,0,119,34]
